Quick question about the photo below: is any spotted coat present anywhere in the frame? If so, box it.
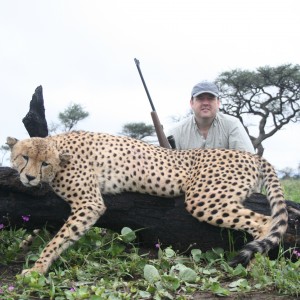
[7,131,288,274]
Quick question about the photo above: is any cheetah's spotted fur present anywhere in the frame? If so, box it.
[7,131,288,274]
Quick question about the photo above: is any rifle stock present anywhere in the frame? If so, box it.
[150,111,171,148]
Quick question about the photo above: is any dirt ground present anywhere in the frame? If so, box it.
[0,261,23,284]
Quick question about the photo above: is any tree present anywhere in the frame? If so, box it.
[58,103,89,132]
[0,145,9,166]
[170,110,193,123]
[216,64,300,156]
[278,167,294,179]
[48,121,61,134]
[120,122,155,140]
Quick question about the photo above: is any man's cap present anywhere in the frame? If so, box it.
[191,81,219,98]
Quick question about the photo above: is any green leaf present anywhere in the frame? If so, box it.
[139,291,152,299]
[212,248,224,257]
[228,279,251,292]
[144,264,161,283]
[210,282,230,296]
[120,227,136,243]
[89,296,103,300]
[76,286,90,298]
[164,248,175,258]
[169,263,197,283]
[232,264,247,276]
[179,267,197,283]
[158,247,163,259]
[107,243,125,256]
[191,249,202,262]
[169,263,185,276]
[204,250,219,261]
[161,275,180,291]
[202,268,218,275]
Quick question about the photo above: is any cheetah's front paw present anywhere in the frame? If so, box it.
[21,266,47,276]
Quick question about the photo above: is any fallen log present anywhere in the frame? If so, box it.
[0,166,299,256]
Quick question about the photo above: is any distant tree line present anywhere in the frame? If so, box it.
[278,164,300,179]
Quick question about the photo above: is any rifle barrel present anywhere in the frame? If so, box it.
[134,58,156,112]
[134,58,171,149]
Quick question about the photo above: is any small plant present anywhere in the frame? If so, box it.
[0,216,32,264]
[0,217,300,298]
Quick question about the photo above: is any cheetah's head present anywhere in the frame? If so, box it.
[6,137,72,187]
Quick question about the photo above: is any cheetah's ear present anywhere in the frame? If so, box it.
[59,152,72,166]
[6,137,19,149]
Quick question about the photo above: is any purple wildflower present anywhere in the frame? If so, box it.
[155,242,160,249]
[0,224,4,230]
[8,285,14,292]
[293,250,300,258]
[22,215,30,222]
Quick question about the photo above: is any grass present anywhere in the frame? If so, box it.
[1,226,300,299]
[0,180,299,299]
[281,179,300,203]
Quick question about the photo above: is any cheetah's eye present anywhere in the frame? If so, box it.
[41,161,49,167]
[22,155,29,161]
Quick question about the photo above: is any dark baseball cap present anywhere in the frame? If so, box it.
[191,81,219,98]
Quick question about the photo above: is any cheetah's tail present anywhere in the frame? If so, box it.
[229,158,288,267]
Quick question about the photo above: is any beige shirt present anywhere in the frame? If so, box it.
[169,113,255,153]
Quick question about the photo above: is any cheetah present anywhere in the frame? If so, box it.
[7,131,288,275]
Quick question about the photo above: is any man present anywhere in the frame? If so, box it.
[169,81,255,153]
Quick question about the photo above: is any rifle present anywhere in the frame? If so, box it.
[134,58,175,149]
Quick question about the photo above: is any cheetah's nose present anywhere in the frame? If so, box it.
[26,174,36,182]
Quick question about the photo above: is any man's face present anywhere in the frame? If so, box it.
[190,93,220,119]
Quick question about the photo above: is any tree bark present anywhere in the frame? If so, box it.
[0,167,299,256]
[22,85,48,138]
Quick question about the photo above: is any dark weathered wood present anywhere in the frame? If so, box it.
[22,85,48,137]
[0,167,299,256]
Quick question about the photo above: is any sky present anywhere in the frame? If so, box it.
[0,0,299,171]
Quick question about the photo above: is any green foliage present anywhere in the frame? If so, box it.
[58,103,89,132]
[120,122,155,140]
[0,227,27,264]
[281,179,300,202]
[1,225,300,299]
[250,254,300,296]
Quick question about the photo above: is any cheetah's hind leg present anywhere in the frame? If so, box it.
[184,190,272,267]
